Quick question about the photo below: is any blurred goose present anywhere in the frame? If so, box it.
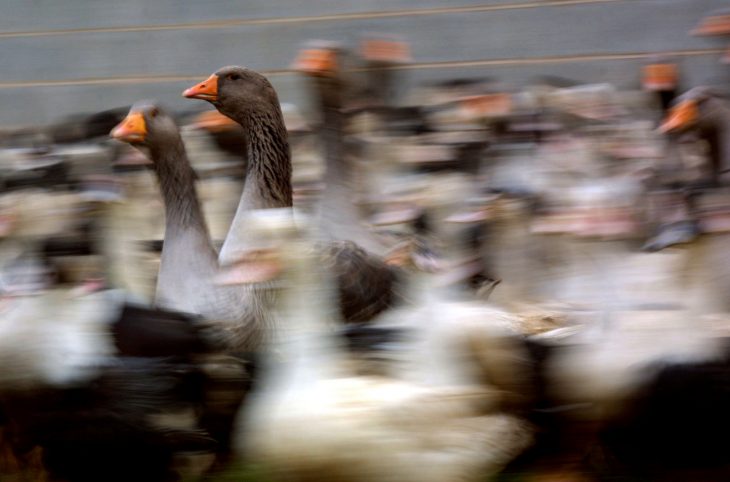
[0,188,88,295]
[216,209,532,482]
[378,174,535,412]
[639,87,730,251]
[515,251,728,474]
[660,86,730,185]
[0,252,229,481]
[358,34,411,109]
[292,42,388,255]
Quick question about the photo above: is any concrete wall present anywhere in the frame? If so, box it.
[0,0,728,127]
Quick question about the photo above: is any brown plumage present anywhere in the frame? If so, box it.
[661,86,730,184]
[322,240,399,323]
[184,66,402,325]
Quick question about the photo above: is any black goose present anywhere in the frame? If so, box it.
[643,87,730,251]
[0,284,224,481]
[183,66,401,325]
[660,86,730,185]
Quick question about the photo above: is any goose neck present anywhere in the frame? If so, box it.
[272,251,344,375]
[242,109,293,209]
[150,141,208,235]
[217,106,293,263]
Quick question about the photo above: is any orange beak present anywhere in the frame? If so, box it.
[183,74,219,101]
[659,100,698,134]
[110,111,147,143]
[292,48,337,75]
[192,110,237,132]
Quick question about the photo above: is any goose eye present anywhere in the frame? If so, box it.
[149,108,159,118]
[227,73,242,81]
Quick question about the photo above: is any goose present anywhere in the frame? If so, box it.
[375,174,536,411]
[0,345,218,482]
[111,101,272,350]
[293,42,387,255]
[640,87,722,253]
[183,66,401,325]
[648,88,730,303]
[0,255,219,481]
[216,208,533,482]
[0,236,235,482]
[517,242,729,477]
[523,306,730,479]
[358,34,411,110]
[642,59,678,117]
[182,68,293,261]
[595,333,730,480]
[660,86,730,185]
[0,188,89,296]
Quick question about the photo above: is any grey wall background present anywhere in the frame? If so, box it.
[0,0,728,127]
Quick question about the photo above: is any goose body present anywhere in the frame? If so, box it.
[0,275,228,481]
[184,66,400,326]
[0,289,118,390]
[234,209,532,482]
[657,87,730,306]
[378,174,535,409]
[111,102,273,350]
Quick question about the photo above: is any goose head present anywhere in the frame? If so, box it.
[293,41,342,78]
[293,42,347,112]
[110,101,181,156]
[659,86,721,134]
[183,66,281,122]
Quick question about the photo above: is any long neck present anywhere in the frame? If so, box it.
[151,141,211,239]
[219,107,293,264]
[365,67,396,107]
[270,249,345,384]
[149,139,220,309]
[243,109,293,208]
[317,79,349,192]
[313,77,385,255]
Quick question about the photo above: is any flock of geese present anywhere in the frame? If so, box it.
[1,40,730,482]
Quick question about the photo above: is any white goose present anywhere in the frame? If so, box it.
[219,208,533,482]
[0,190,118,390]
